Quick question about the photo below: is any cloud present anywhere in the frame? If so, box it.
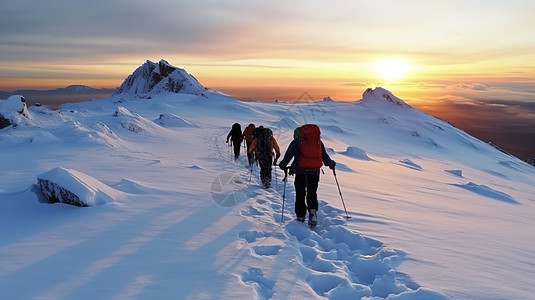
[472,84,488,91]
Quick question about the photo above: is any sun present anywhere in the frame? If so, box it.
[374,58,411,81]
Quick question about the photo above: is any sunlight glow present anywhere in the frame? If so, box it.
[374,58,411,81]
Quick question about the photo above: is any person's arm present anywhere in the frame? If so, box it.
[272,137,281,158]
[279,140,297,169]
[321,142,335,168]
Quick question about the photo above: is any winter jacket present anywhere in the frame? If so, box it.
[242,124,256,143]
[227,127,243,143]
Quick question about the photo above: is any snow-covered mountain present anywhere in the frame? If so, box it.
[113,59,207,96]
[1,64,534,300]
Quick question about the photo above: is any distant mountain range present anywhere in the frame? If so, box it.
[0,85,116,109]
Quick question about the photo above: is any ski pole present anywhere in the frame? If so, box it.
[248,162,254,186]
[333,167,351,219]
[273,161,278,189]
[281,168,288,223]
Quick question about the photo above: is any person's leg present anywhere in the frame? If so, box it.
[259,160,267,182]
[259,157,270,187]
[233,141,241,158]
[306,174,320,211]
[246,142,254,165]
[294,174,307,219]
[305,174,320,226]
[265,158,272,181]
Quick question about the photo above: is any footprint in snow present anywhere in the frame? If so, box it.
[241,268,275,299]
[252,245,282,256]
[240,206,263,217]
[238,230,268,243]
[282,204,425,298]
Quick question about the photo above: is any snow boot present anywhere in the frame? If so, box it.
[308,209,317,227]
[262,177,271,188]
[296,216,306,222]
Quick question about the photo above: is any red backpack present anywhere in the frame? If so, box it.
[298,124,322,169]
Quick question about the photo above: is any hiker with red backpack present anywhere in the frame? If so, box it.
[278,124,335,227]
[226,123,243,159]
[242,123,256,166]
[248,127,280,188]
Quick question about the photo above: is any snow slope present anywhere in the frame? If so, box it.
[1,86,534,300]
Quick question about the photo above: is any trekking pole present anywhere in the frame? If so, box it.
[281,168,288,223]
[248,162,254,186]
[333,167,351,219]
[273,162,278,189]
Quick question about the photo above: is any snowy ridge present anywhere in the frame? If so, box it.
[1,79,534,299]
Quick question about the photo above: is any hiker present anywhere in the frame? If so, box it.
[250,125,264,165]
[242,123,256,166]
[226,123,243,159]
[278,124,335,227]
[248,127,280,188]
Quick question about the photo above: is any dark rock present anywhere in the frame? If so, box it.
[0,114,11,129]
[38,178,88,207]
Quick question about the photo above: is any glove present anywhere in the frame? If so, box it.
[288,167,295,176]
[279,164,286,171]
[329,161,336,170]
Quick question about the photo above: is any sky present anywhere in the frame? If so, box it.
[1,0,534,158]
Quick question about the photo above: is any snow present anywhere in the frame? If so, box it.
[1,84,535,300]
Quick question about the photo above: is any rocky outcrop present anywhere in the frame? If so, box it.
[113,59,207,96]
[0,95,30,129]
[0,114,10,129]
[37,167,119,207]
[38,178,87,207]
